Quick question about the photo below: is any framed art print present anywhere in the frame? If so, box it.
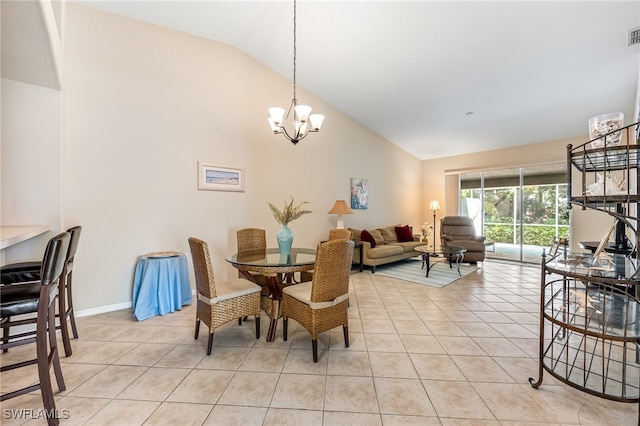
[350,177,368,209]
[198,162,245,192]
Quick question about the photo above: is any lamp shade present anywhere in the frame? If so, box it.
[328,200,353,215]
[429,200,441,211]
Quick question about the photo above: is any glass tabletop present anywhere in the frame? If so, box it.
[225,247,316,267]
[414,245,466,255]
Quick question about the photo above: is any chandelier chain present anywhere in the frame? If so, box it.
[292,0,297,102]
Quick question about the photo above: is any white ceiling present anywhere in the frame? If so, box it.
[77,1,640,160]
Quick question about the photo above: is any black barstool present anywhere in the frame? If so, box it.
[1,226,82,356]
[0,232,70,426]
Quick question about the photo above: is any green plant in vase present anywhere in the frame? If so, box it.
[268,198,312,256]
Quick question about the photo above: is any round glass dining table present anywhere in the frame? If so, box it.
[225,248,316,342]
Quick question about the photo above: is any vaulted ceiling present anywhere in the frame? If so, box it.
[70,1,640,159]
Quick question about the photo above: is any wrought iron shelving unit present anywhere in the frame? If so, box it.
[530,122,640,422]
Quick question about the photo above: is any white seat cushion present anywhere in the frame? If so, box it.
[282,282,349,309]
[198,278,261,305]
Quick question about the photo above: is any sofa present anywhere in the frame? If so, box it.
[348,225,423,272]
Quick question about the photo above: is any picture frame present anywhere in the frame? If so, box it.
[350,177,368,209]
[197,162,245,192]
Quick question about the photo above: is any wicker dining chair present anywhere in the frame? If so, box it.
[188,237,261,355]
[282,239,355,362]
[299,229,353,283]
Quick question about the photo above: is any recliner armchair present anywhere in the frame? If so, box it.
[440,216,486,263]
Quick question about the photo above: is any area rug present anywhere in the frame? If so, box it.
[373,258,478,288]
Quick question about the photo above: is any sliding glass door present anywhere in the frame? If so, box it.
[459,164,568,263]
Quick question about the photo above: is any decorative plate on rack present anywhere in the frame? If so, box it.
[146,251,181,258]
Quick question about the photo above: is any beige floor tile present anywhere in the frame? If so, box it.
[439,419,499,425]
[369,352,417,378]
[425,321,467,336]
[113,343,176,366]
[117,367,190,401]
[364,334,405,352]
[380,414,442,425]
[435,336,485,356]
[217,371,279,406]
[71,341,138,364]
[409,354,466,381]
[282,349,328,374]
[361,319,397,334]
[451,355,514,383]
[473,311,512,323]
[422,379,494,419]
[386,308,420,321]
[270,373,325,410]
[324,375,378,413]
[263,407,323,425]
[489,322,537,339]
[471,382,556,423]
[195,345,250,370]
[6,261,636,424]
[203,405,267,425]
[391,319,431,335]
[56,363,107,395]
[238,347,289,372]
[166,369,233,404]
[472,337,528,358]
[455,321,501,337]
[83,399,160,425]
[111,325,165,342]
[145,325,194,344]
[53,396,111,425]
[155,344,205,368]
[327,350,371,377]
[415,309,449,322]
[82,324,133,342]
[359,307,391,319]
[374,377,435,416]
[399,335,446,354]
[323,411,383,425]
[443,310,482,323]
[143,401,212,425]
[68,365,147,398]
[328,329,365,351]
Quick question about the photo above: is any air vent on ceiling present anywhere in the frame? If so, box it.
[630,27,640,46]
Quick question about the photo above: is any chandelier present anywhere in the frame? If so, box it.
[267,0,324,145]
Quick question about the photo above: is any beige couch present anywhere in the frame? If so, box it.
[348,225,423,272]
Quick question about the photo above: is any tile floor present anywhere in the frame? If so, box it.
[1,261,637,425]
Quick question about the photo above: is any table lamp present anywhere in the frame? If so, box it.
[429,200,441,253]
[328,200,353,229]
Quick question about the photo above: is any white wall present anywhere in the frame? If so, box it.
[1,78,63,261]
[59,4,421,313]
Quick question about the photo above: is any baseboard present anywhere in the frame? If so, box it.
[75,301,132,318]
[75,288,196,318]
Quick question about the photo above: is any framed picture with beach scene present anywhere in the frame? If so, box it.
[197,162,245,192]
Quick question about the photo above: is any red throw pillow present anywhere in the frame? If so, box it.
[395,225,414,242]
[361,230,376,248]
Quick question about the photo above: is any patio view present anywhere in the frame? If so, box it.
[459,164,569,264]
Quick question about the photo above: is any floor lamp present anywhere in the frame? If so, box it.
[429,200,441,254]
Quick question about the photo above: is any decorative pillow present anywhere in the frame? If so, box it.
[361,230,376,248]
[369,229,385,246]
[395,225,414,242]
[379,226,399,243]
